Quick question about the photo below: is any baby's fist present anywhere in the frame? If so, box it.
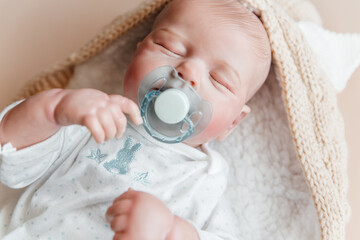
[106,189,174,240]
[53,89,142,143]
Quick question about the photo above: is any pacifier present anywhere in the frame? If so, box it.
[138,65,212,143]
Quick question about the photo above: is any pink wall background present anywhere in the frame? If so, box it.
[0,0,359,238]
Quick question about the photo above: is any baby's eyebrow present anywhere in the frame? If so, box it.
[157,28,187,43]
[154,28,188,54]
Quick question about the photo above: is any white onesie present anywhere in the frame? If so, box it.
[0,101,238,240]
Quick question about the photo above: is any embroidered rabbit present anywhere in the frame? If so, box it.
[103,137,141,174]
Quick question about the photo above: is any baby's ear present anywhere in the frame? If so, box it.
[217,105,251,141]
[233,105,251,126]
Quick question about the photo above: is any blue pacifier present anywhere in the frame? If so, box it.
[138,65,213,143]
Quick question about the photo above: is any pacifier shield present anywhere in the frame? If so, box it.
[138,65,212,143]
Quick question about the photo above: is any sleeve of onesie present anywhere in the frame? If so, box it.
[0,100,89,189]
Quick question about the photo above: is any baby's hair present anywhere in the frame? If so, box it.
[196,0,270,62]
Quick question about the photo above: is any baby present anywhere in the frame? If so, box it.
[0,0,271,239]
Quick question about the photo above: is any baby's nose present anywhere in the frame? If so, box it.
[177,71,197,88]
[175,61,200,90]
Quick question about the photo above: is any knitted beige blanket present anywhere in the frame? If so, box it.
[15,0,349,239]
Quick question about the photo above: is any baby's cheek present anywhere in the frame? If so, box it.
[202,116,230,139]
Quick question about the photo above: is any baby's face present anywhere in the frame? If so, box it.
[124,0,269,146]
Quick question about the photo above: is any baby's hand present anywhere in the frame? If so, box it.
[106,189,174,240]
[54,89,142,143]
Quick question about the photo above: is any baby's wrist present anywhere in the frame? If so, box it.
[165,215,200,240]
[164,214,177,240]
[42,88,68,126]
[165,215,179,240]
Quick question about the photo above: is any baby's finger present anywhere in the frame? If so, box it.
[113,232,129,240]
[110,215,128,232]
[113,189,137,203]
[110,95,142,125]
[109,103,127,138]
[110,215,127,232]
[97,108,117,141]
[82,114,105,144]
[106,199,132,219]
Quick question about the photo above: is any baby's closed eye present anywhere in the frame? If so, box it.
[154,41,183,57]
[151,29,186,57]
[209,72,233,93]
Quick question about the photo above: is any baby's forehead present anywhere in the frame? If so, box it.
[157,0,264,38]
